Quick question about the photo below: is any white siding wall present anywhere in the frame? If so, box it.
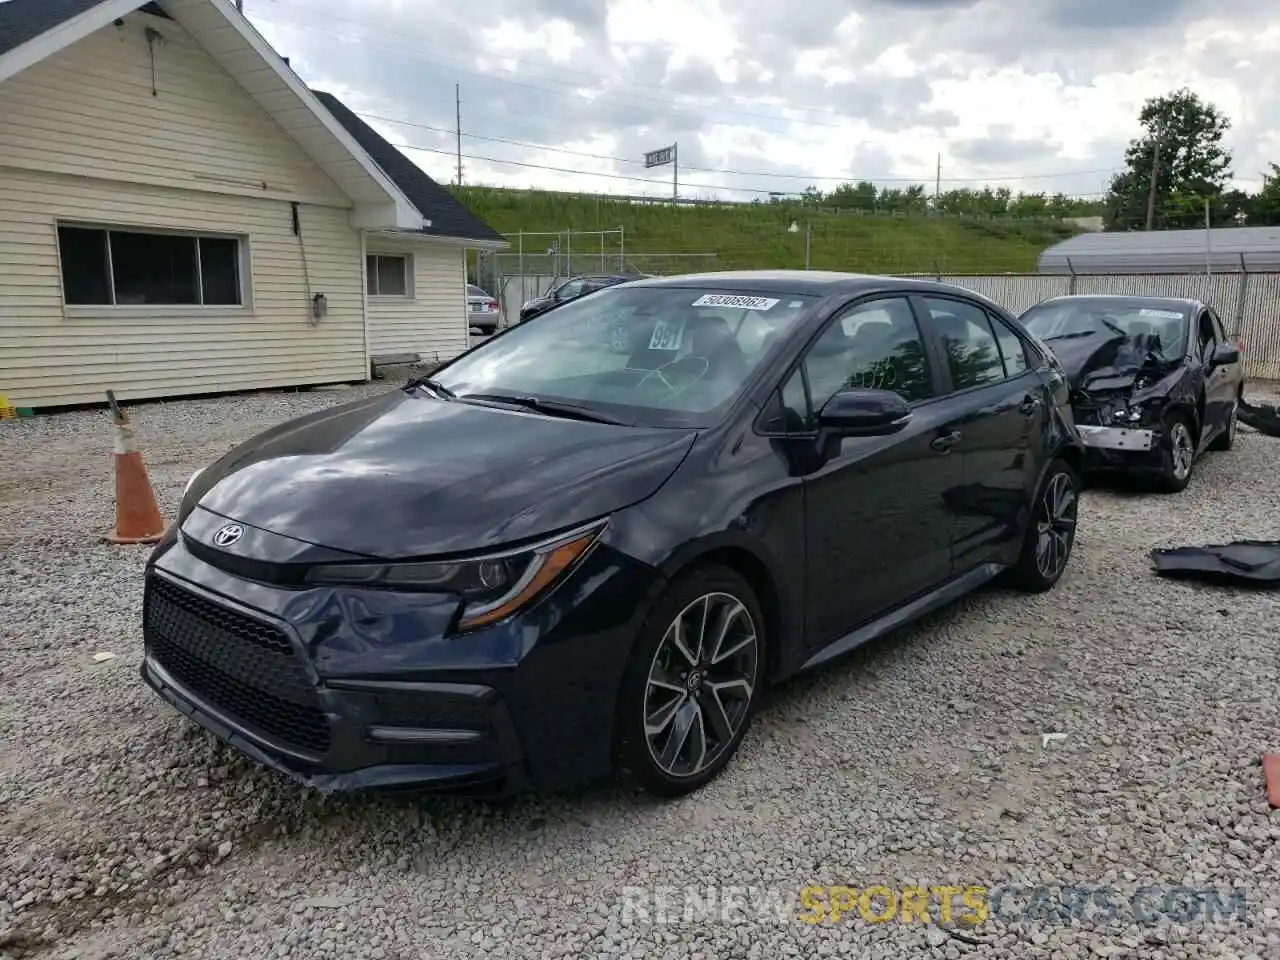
[0,10,367,408]
[0,11,349,205]
[367,242,469,363]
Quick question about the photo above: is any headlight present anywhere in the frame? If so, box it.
[303,520,605,632]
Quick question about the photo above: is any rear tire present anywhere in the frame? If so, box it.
[614,565,765,798]
[1006,457,1079,593]
[1156,413,1196,492]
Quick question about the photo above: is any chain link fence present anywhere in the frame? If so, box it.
[472,228,718,328]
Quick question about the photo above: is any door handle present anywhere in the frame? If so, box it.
[1018,394,1042,416]
[930,430,961,452]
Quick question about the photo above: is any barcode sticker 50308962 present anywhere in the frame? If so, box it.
[691,294,781,311]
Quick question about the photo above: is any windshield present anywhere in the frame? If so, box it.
[432,285,817,427]
[1021,300,1188,364]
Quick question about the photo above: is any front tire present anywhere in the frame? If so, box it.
[614,565,765,797]
[1156,413,1196,492]
[1006,457,1079,593]
[1208,395,1239,452]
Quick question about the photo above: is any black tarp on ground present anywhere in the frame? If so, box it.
[1151,540,1280,586]
[1239,398,1280,438]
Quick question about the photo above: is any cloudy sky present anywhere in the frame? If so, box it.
[245,0,1278,202]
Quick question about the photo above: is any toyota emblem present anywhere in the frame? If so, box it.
[212,523,244,548]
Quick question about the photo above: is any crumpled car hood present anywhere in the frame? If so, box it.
[1050,332,1170,393]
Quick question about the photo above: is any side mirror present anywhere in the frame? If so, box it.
[1210,341,1240,368]
[817,388,912,437]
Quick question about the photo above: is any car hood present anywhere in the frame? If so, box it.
[186,390,696,559]
[1048,332,1174,394]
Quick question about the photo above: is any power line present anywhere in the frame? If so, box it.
[355,110,1118,185]
[395,138,1117,214]
[389,140,799,194]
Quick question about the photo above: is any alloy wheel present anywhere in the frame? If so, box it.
[1169,421,1194,480]
[643,592,759,779]
[1035,470,1077,580]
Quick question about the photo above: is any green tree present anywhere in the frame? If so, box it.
[1103,88,1233,231]
[1247,163,1280,225]
[827,181,880,211]
[878,185,930,215]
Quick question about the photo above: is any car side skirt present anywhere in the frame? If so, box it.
[798,562,1006,673]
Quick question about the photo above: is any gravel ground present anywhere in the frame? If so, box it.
[2,383,1280,959]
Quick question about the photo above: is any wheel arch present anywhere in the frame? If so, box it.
[1053,441,1085,482]
[659,539,789,683]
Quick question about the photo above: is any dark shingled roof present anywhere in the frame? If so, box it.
[0,0,114,57]
[311,89,505,245]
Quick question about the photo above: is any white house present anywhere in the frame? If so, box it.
[0,0,507,411]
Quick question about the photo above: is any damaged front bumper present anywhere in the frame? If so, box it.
[1076,424,1156,452]
[1075,419,1167,474]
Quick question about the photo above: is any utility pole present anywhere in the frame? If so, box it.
[454,83,463,187]
[672,141,679,201]
[1205,197,1212,278]
[234,0,243,10]
[934,152,941,205]
[1144,133,1162,231]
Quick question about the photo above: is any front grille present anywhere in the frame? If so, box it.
[144,576,330,755]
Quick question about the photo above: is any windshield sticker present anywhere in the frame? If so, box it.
[691,294,781,311]
[648,319,685,351]
[1139,308,1183,319]
[788,300,803,308]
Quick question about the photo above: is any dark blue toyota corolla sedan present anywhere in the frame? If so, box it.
[142,271,1084,798]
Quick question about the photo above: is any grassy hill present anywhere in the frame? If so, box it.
[449,186,1084,276]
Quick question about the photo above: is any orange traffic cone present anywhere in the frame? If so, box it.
[1263,754,1280,809]
[103,390,166,545]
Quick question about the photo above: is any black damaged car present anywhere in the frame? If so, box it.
[1018,294,1244,492]
[142,271,1084,799]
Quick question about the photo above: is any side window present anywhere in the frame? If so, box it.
[1197,310,1217,351]
[779,366,811,429]
[1208,308,1228,341]
[987,312,1029,377]
[921,297,1006,390]
[757,365,812,434]
[556,279,586,300]
[806,296,936,409]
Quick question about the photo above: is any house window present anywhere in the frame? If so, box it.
[366,254,410,297]
[57,225,243,307]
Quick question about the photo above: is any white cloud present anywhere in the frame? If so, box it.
[249,0,1280,200]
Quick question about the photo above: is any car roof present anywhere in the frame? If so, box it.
[620,269,990,298]
[1032,293,1206,311]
